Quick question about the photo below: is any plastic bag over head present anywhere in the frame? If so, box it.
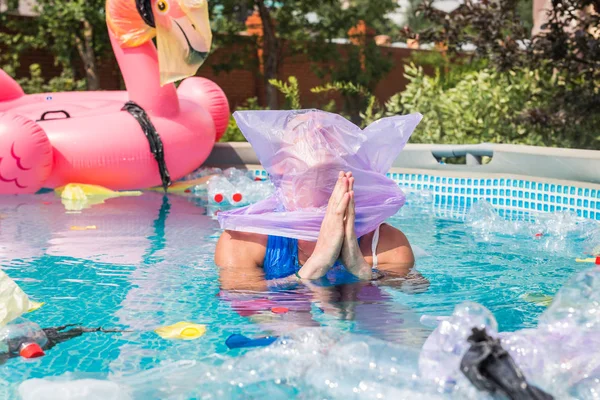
[217,109,422,241]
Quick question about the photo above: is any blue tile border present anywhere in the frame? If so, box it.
[390,171,600,221]
[249,168,600,221]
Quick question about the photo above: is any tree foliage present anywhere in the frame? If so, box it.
[0,0,109,91]
[209,0,399,111]
[403,0,600,141]
[390,63,599,148]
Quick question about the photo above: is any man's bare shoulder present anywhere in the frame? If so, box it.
[214,230,268,268]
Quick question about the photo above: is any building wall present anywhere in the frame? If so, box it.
[198,42,431,111]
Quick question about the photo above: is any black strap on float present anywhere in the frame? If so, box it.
[122,101,171,192]
[460,328,554,400]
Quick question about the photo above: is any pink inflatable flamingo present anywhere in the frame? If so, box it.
[0,0,229,194]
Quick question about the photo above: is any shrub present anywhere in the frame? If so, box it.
[219,97,266,142]
[389,64,600,149]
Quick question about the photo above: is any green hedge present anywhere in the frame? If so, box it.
[390,64,600,149]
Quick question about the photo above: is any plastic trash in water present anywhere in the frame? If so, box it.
[55,183,142,211]
[419,315,450,328]
[154,322,206,340]
[0,317,48,355]
[183,167,223,181]
[20,342,45,359]
[208,175,244,206]
[16,328,454,399]
[418,266,600,398]
[218,110,422,242]
[69,225,97,231]
[223,167,254,183]
[521,293,553,307]
[575,256,600,264]
[460,328,553,399]
[28,301,44,313]
[179,167,274,206]
[19,378,128,400]
[0,270,42,327]
[419,302,499,393]
[225,333,279,349]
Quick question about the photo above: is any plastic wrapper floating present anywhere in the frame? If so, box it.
[218,110,423,241]
[16,263,600,400]
[420,266,600,399]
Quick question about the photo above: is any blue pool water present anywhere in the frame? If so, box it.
[0,187,597,397]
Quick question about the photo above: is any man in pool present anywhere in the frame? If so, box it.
[214,110,420,290]
[216,170,415,289]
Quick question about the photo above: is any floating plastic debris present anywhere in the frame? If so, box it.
[28,301,44,313]
[56,183,142,211]
[419,314,451,328]
[19,378,127,400]
[575,257,600,264]
[521,293,553,307]
[19,342,45,359]
[154,322,206,340]
[149,176,212,194]
[402,187,434,206]
[18,329,458,399]
[225,334,278,349]
[69,225,97,231]
[0,270,42,327]
[207,170,274,207]
[175,167,275,206]
[0,317,48,355]
[466,201,531,238]
[181,167,223,181]
[460,328,553,399]
[465,200,600,259]
[419,266,600,398]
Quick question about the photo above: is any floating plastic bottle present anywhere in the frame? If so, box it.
[208,175,244,206]
[183,167,222,181]
[223,168,254,182]
[0,317,48,356]
[245,181,275,204]
[419,315,450,328]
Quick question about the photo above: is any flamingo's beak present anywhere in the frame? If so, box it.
[156,0,212,86]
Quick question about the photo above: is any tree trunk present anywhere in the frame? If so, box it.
[345,94,364,125]
[74,18,99,90]
[255,0,279,109]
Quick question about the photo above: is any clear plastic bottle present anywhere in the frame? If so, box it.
[208,176,245,206]
[223,168,253,182]
[182,167,222,181]
[244,181,275,204]
[0,317,48,356]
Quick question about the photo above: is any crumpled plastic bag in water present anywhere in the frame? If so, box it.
[218,110,422,241]
[0,270,40,327]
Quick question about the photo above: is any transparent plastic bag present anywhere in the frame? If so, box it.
[218,110,422,241]
[0,269,36,327]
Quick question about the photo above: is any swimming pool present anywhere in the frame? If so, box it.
[1,173,598,398]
